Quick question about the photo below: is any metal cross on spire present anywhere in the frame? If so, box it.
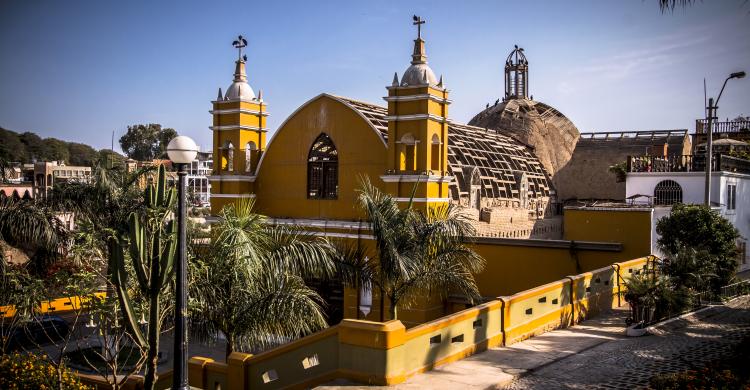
[232,35,248,62]
[412,15,425,39]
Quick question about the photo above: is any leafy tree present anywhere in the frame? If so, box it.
[345,177,484,321]
[0,197,68,274]
[190,199,330,358]
[42,138,70,163]
[0,128,26,163]
[119,124,177,161]
[19,132,44,162]
[657,204,740,290]
[67,143,99,166]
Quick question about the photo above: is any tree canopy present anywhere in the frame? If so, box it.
[0,127,118,166]
[656,204,740,290]
[118,124,177,161]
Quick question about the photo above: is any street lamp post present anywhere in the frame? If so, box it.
[166,136,198,390]
[704,71,746,206]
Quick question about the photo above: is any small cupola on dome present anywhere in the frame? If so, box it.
[400,15,439,87]
[224,35,256,100]
[505,45,529,100]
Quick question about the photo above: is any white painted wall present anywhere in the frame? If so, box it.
[626,171,750,272]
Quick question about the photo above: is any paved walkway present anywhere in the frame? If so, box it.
[319,296,750,390]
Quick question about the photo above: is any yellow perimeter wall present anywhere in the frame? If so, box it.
[564,207,653,262]
[187,256,654,390]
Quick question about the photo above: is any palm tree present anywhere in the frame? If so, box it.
[190,199,332,358]
[347,176,485,321]
[0,197,68,274]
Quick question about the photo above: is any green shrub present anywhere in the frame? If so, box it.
[0,352,91,390]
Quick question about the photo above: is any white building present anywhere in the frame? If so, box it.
[625,154,749,272]
[187,151,212,207]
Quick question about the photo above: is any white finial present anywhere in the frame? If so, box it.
[437,75,443,88]
[422,70,428,83]
[258,89,263,101]
[392,72,399,86]
[217,88,223,100]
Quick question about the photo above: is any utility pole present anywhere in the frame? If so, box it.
[704,97,715,206]
[703,71,746,206]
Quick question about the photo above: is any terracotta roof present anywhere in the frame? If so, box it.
[339,96,552,200]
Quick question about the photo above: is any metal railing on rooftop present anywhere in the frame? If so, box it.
[695,119,750,134]
[626,154,750,174]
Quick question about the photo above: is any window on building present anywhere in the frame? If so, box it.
[727,184,737,210]
[400,133,416,172]
[654,180,682,206]
[307,133,338,199]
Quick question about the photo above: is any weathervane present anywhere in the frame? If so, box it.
[412,15,425,39]
[232,35,248,62]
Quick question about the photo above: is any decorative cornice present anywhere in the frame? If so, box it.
[208,175,256,182]
[383,94,451,104]
[380,174,453,183]
[470,236,623,251]
[267,218,371,230]
[209,108,270,116]
[209,125,267,132]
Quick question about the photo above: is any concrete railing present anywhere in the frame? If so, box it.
[181,256,654,389]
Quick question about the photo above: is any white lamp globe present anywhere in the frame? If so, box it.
[167,136,198,164]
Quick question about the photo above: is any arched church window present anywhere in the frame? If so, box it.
[431,134,441,172]
[654,180,682,206]
[400,133,416,172]
[245,141,257,173]
[307,133,338,199]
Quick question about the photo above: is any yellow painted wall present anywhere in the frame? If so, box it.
[253,94,387,220]
[186,257,652,390]
[564,208,653,263]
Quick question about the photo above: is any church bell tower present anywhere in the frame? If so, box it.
[382,16,452,211]
[209,35,268,215]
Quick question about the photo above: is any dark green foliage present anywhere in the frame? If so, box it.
[0,128,26,163]
[118,124,177,161]
[342,176,485,321]
[0,127,115,165]
[67,143,98,166]
[190,199,329,358]
[657,204,740,290]
[41,138,70,163]
[623,272,692,323]
[0,198,68,274]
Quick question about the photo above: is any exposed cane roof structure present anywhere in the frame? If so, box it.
[335,96,553,203]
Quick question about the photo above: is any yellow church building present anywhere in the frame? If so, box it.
[208,23,653,325]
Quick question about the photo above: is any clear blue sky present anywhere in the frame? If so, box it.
[1,1,748,153]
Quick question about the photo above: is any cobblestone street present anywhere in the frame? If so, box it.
[501,296,750,389]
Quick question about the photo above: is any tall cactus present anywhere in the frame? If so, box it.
[111,164,176,390]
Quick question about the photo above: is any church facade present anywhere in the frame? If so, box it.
[209,28,561,240]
